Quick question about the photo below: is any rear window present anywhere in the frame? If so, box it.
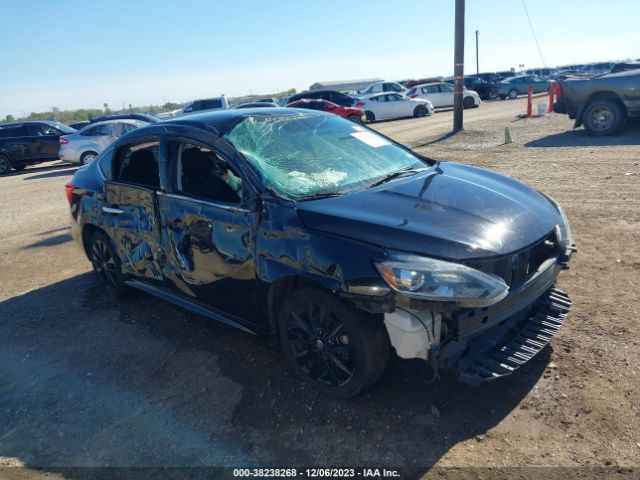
[201,99,223,110]
[0,124,29,138]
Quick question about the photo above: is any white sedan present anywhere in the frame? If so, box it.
[355,93,434,122]
[406,82,481,109]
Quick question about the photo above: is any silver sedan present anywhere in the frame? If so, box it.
[59,120,147,165]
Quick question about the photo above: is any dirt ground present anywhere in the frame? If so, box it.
[0,98,639,480]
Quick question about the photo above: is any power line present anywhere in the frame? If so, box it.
[521,0,547,67]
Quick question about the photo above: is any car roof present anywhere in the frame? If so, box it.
[162,107,319,135]
[0,120,62,127]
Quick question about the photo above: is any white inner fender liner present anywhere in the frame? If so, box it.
[384,308,441,361]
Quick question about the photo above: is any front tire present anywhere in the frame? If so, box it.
[0,155,12,175]
[413,105,427,117]
[278,287,389,399]
[347,114,362,124]
[582,99,625,136]
[463,96,475,109]
[88,231,127,297]
[80,151,98,165]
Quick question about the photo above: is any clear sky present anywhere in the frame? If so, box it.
[1,0,638,117]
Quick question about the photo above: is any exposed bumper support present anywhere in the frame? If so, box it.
[455,287,571,386]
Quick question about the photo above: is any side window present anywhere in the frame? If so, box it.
[114,141,160,188]
[388,83,403,92]
[173,142,242,204]
[119,123,138,135]
[82,124,114,136]
[388,94,402,101]
[439,84,453,93]
[30,124,59,136]
[3,125,30,137]
[201,99,223,110]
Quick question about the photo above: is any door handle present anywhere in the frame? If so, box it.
[102,206,124,214]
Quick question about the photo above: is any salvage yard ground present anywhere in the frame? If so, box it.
[0,98,639,479]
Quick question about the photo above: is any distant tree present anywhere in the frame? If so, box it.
[286,88,297,94]
[51,106,60,121]
[4,114,15,122]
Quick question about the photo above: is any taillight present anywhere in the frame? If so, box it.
[356,102,365,107]
[410,94,419,99]
[60,138,69,144]
[65,183,75,203]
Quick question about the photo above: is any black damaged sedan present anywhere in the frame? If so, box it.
[67,109,575,398]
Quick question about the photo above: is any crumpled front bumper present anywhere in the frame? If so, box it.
[455,287,571,386]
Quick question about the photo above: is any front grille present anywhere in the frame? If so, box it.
[465,230,560,288]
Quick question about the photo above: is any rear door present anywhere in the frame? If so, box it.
[102,138,165,285]
[438,83,455,107]
[386,93,409,116]
[156,136,262,328]
[0,124,33,162]
[421,84,442,107]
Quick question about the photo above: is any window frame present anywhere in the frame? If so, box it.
[110,136,163,190]
[164,135,254,209]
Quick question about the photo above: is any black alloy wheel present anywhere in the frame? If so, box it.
[0,155,12,175]
[89,231,126,296]
[279,287,389,398]
[463,96,475,109]
[413,105,427,117]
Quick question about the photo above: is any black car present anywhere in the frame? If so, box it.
[67,109,575,398]
[286,90,356,107]
[445,76,498,100]
[89,113,161,124]
[0,121,77,174]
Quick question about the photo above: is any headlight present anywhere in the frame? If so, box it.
[375,253,509,307]
[547,196,572,248]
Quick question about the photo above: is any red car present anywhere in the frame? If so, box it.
[286,99,365,123]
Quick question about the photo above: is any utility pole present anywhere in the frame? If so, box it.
[453,0,465,133]
[475,30,479,74]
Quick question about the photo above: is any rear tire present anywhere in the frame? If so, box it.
[413,105,427,117]
[278,287,389,399]
[80,151,98,165]
[508,89,518,99]
[582,99,625,136]
[88,231,127,297]
[347,114,362,124]
[364,111,376,123]
[0,155,12,175]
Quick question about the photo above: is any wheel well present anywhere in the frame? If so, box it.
[266,275,335,341]
[81,150,99,158]
[81,223,105,259]
[584,91,626,113]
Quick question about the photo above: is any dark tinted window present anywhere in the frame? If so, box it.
[114,141,160,188]
[173,142,242,203]
[201,99,223,109]
[29,124,61,136]
[83,124,115,136]
[0,124,30,138]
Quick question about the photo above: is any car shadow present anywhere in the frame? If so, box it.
[0,161,72,178]
[0,274,548,479]
[22,166,78,181]
[22,233,73,249]
[525,120,640,147]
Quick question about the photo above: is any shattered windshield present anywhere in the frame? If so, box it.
[222,113,424,199]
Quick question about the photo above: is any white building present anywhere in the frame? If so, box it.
[309,78,383,93]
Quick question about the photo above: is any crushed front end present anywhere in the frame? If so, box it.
[378,225,576,386]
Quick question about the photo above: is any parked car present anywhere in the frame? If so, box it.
[610,62,640,74]
[401,78,443,89]
[354,93,433,122]
[472,72,504,83]
[554,69,640,136]
[286,90,356,107]
[234,102,280,109]
[0,121,76,175]
[59,120,147,165]
[524,68,559,80]
[496,75,550,99]
[178,97,229,116]
[496,70,517,79]
[68,121,90,130]
[445,76,498,100]
[359,81,407,96]
[90,113,161,124]
[286,99,365,123]
[67,109,574,398]
[406,82,481,109]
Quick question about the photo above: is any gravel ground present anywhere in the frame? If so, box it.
[0,99,638,480]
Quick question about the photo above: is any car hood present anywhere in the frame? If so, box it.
[295,162,561,261]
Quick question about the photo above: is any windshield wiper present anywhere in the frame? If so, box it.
[366,166,426,189]
[296,191,343,201]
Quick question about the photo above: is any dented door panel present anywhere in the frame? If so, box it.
[157,193,263,327]
[103,181,164,284]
